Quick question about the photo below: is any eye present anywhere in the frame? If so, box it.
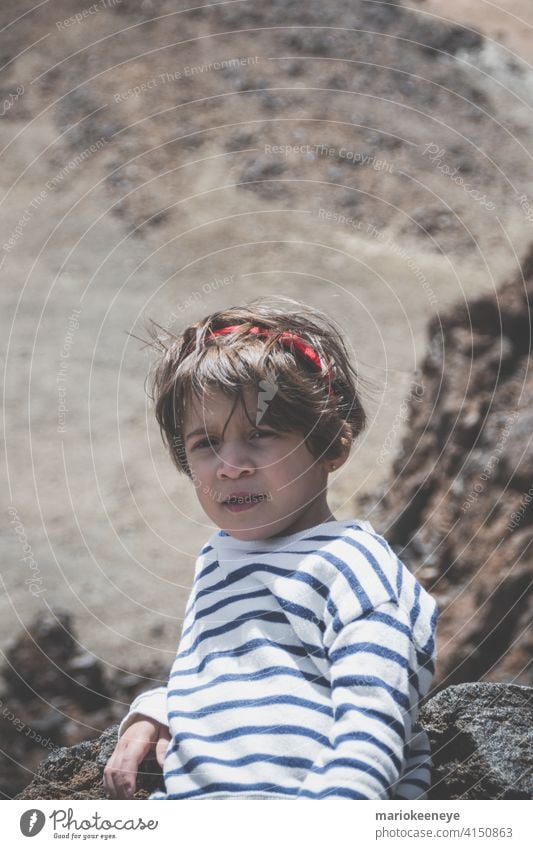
[192,430,275,450]
[192,437,217,450]
[252,429,275,439]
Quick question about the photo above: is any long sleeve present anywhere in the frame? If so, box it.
[295,600,433,799]
[159,520,438,800]
[117,686,168,738]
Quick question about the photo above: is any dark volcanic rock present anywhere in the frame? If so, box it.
[16,684,532,800]
[422,683,533,800]
[16,726,163,801]
[360,246,533,689]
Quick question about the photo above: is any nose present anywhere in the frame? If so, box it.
[216,443,255,480]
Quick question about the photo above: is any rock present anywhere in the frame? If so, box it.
[16,684,532,800]
[0,613,167,800]
[2,610,109,709]
[421,683,533,800]
[411,205,454,234]
[416,24,483,57]
[238,157,288,198]
[359,245,533,688]
[16,726,163,800]
[498,406,533,487]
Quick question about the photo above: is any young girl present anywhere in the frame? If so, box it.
[103,296,438,800]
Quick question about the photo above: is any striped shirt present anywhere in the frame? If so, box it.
[119,518,438,799]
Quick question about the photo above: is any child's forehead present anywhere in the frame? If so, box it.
[184,386,258,427]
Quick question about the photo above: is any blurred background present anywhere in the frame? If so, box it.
[1,0,532,797]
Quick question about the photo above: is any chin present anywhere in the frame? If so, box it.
[222,520,281,541]
[223,527,267,540]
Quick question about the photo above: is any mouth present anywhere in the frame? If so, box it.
[223,494,268,512]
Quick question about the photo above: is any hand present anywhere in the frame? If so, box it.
[103,717,171,799]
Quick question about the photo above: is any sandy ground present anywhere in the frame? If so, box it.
[1,0,533,677]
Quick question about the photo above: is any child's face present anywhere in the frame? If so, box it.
[183,385,341,541]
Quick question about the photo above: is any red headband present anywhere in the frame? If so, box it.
[207,324,336,399]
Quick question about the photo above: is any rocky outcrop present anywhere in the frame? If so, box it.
[422,683,533,800]
[17,684,532,800]
[16,725,163,801]
[361,247,533,689]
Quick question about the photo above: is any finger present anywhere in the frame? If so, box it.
[112,750,146,799]
[105,743,147,799]
[103,757,119,800]
[104,762,130,800]
[114,770,137,799]
[155,730,171,768]
[103,721,159,799]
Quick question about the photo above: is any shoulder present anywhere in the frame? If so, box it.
[320,521,400,601]
[323,523,438,647]
[190,534,220,586]
[317,520,397,573]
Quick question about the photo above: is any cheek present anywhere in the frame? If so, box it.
[266,450,304,482]
[187,455,213,485]
[188,450,212,467]
[262,446,291,472]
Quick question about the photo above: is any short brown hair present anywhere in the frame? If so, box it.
[144,296,372,479]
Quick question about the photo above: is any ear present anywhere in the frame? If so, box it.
[324,422,353,473]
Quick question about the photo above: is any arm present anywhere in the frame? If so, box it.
[117,686,168,738]
[104,687,169,799]
[296,600,429,799]
[104,718,170,799]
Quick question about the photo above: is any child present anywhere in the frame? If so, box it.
[103,296,438,800]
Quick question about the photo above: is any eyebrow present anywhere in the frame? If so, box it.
[185,421,276,442]
[185,427,213,442]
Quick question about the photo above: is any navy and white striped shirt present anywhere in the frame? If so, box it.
[119,518,438,799]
